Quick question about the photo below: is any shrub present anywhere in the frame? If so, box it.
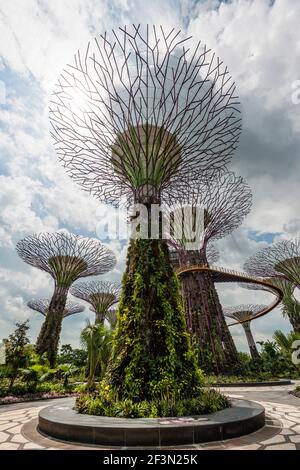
[75,388,230,418]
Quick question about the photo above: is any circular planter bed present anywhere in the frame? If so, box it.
[38,398,265,447]
[214,379,291,387]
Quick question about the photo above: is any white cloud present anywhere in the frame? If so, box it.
[0,0,299,351]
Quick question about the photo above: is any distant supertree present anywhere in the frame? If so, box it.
[49,25,242,400]
[167,171,252,374]
[244,239,300,285]
[106,309,118,329]
[70,281,121,323]
[27,298,84,318]
[242,277,300,333]
[16,232,116,366]
[224,304,266,359]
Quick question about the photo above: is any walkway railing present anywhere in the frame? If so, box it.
[175,263,283,326]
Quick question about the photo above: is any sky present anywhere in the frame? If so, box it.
[0,0,300,353]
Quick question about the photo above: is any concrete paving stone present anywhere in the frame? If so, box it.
[279,419,297,428]
[261,435,286,445]
[23,442,45,450]
[0,431,9,442]
[6,425,23,434]
[290,425,300,433]
[0,423,20,431]
[11,434,29,443]
[289,436,300,443]
[0,442,20,450]
[266,443,297,450]
[279,429,295,435]
[238,444,261,450]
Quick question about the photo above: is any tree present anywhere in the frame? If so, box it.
[27,298,84,318]
[81,322,112,391]
[58,344,87,367]
[4,320,30,390]
[224,304,265,360]
[50,25,241,402]
[70,281,121,323]
[167,171,252,373]
[244,243,300,332]
[16,232,116,366]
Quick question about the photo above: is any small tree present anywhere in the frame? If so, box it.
[4,320,30,390]
[81,322,112,391]
[58,344,87,367]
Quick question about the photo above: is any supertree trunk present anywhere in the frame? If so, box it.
[180,249,239,374]
[242,322,260,360]
[35,285,68,366]
[104,238,202,401]
[95,311,105,324]
[181,272,239,374]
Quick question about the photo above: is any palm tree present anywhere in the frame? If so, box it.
[19,364,55,392]
[81,322,112,391]
[56,363,79,388]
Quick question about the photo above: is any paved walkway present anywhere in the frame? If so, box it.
[0,384,299,450]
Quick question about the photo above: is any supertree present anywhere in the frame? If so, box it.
[27,298,84,318]
[244,239,300,332]
[241,277,300,333]
[223,304,265,359]
[70,281,121,323]
[166,171,252,373]
[49,25,242,401]
[106,309,118,329]
[244,239,300,285]
[16,232,116,366]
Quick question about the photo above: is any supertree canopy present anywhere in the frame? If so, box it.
[27,298,84,318]
[16,232,116,365]
[169,244,219,269]
[49,26,242,401]
[50,25,241,206]
[224,304,266,359]
[244,239,300,286]
[70,280,121,323]
[168,171,252,258]
[165,171,252,374]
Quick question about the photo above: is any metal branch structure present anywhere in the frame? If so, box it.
[49,25,243,399]
[244,239,300,286]
[169,243,219,269]
[241,277,300,333]
[70,280,121,323]
[16,232,116,365]
[224,304,266,359]
[166,171,252,374]
[27,298,84,318]
[167,171,252,255]
[50,25,241,206]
